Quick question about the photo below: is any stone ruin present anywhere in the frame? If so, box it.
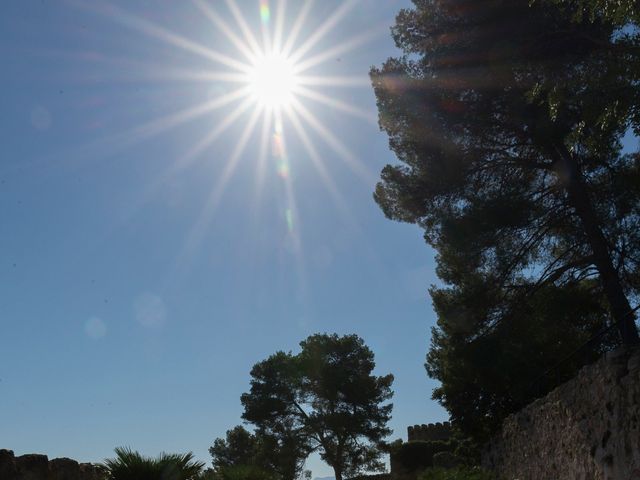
[0,449,106,480]
[483,346,640,479]
[406,422,451,442]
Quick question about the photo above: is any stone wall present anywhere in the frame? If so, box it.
[482,346,640,480]
[0,449,106,480]
[389,423,454,480]
[406,422,451,442]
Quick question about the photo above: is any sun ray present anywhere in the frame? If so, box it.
[70,0,251,73]
[109,66,246,84]
[293,86,377,125]
[52,85,251,173]
[252,108,274,214]
[271,110,308,298]
[118,98,255,223]
[293,26,386,73]
[296,74,371,88]
[288,0,359,64]
[225,0,263,58]
[38,47,250,85]
[172,95,256,171]
[133,86,251,140]
[193,0,259,61]
[281,0,314,58]
[177,105,264,264]
[154,69,248,83]
[59,0,383,286]
[100,95,256,232]
[290,98,376,185]
[85,59,248,85]
[259,0,272,55]
[272,0,287,53]
[285,106,352,220]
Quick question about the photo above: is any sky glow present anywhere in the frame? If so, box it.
[0,0,450,476]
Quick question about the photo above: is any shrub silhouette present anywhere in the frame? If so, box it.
[392,441,454,471]
[103,446,204,480]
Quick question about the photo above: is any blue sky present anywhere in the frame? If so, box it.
[0,0,448,475]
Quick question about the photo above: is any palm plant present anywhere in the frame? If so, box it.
[103,446,205,480]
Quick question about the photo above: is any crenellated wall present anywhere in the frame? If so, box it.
[406,422,451,442]
[482,346,640,480]
[0,449,106,480]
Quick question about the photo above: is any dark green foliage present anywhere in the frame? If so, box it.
[448,437,480,467]
[196,469,218,480]
[215,465,277,480]
[241,334,394,480]
[536,0,639,25]
[427,282,614,440]
[348,474,391,480]
[418,466,494,480]
[392,441,454,471]
[431,452,462,470]
[209,426,308,480]
[103,447,204,480]
[371,0,640,441]
[210,426,258,470]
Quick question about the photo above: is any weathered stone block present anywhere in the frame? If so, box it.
[15,454,49,480]
[0,449,18,480]
[49,457,80,480]
[79,463,107,480]
[0,451,107,480]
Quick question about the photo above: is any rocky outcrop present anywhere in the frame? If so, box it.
[482,347,640,480]
[0,450,106,480]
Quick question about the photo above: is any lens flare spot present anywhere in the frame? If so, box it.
[272,133,285,157]
[134,292,167,328]
[260,2,270,24]
[85,316,107,339]
[278,160,290,178]
[31,105,52,131]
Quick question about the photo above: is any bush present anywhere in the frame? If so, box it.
[103,447,205,480]
[216,465,277,480]
[450,438,480,466]
[418,466,494,480]
[196,469,218,480]
[391,441,455,471]
[431,452,462,469]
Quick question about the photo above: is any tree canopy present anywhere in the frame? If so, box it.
[371,0,640,439]
[536,0,639,25]
[210,426,259,471]
[241,334,394,480]
[209,425,309,480]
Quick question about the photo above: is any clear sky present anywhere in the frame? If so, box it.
[0,0,448,476]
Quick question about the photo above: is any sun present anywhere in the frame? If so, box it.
[75,0,378,264]
[247,51,299,109]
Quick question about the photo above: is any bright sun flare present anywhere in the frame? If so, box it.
[247,52,299,108]
[80,0,377,263]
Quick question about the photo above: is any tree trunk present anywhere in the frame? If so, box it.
[332,467,342,480]
[555,145,639,345]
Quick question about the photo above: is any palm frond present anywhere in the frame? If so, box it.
[103,447,205,480]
